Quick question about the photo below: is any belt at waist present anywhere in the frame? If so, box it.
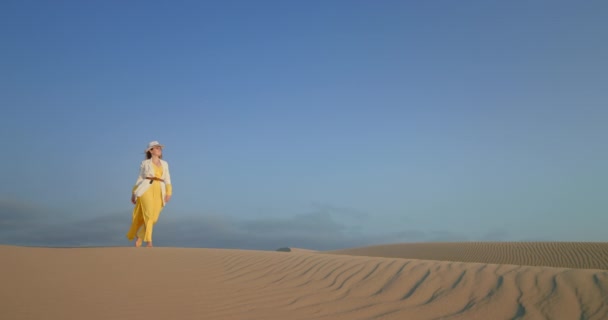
[146,177,165,184]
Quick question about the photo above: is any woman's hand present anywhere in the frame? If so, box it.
[131,194,136,204]
[165,194,172,203]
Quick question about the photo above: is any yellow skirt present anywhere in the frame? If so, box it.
[126,178,164,242]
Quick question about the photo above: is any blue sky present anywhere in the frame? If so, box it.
[1,0,606,249]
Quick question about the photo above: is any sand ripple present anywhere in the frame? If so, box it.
[2,245,607,320]
[326,242,608,270]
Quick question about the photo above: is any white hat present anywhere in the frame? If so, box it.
[145,140,164,153]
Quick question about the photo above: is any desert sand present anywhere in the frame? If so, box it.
[2,242,608,320]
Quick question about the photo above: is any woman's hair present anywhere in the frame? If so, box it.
[146,150,163,159]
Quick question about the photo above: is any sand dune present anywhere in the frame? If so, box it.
[2,244,608,320]
[326,242,608,270]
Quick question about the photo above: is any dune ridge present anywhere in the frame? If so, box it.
[2,244,608,320]
[326,241,608,270]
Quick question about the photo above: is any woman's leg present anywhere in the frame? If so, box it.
[137,192,159,244]
[131,181,163,247]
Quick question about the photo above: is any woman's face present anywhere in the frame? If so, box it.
[150,146,163,157]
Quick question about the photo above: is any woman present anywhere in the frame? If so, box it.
[126,141,172,247]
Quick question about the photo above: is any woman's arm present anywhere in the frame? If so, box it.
[131,161,146,204]
[132,161,146,193]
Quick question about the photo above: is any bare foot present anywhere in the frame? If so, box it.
[135,238,142,247]
[146,242,153,248]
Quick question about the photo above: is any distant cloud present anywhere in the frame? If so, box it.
[0,199,130,247]
[161,211,376,250]
[480,227,511,241]
[310,202,370,219]
[237,211,345,235]
[0,199,53,227]
[426,230,471,242]
[0,200,527,250]
[0,200,380,249]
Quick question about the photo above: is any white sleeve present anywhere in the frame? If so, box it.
[133,161,146,192]
[164,161,171,185]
